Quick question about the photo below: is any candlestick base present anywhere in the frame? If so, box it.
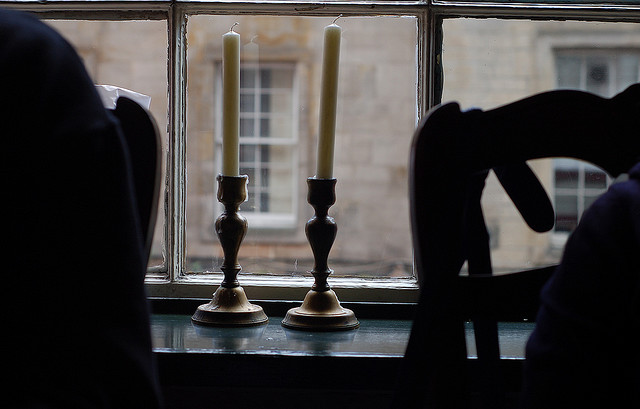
[281,289,359,331]
[192,286,268,327]
[281,177,358,331]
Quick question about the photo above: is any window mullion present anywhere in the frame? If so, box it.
[168,4,188,281]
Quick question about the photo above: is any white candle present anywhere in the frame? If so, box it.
[222,25,240,176]
[316,21,342,179]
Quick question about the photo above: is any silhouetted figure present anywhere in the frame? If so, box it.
[522,161,640,409]
[2,8,162,408]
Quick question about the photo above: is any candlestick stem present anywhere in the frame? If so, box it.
[306,178,336,292]
[281,177,359,331]
[192,175,268,327]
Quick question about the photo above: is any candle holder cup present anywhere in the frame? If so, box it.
[281,177,359,331]
[192,174,268,327]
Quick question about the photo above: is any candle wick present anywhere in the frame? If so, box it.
[332,15,342,25]
[230,22,239,33]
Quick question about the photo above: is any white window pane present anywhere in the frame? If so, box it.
[240,93,255,112]
[585,57,610,95]
[555,195,579,233]
[556,55,582,89]
[584,168,607,189]
[240,118,255,137]
[555,166,579,189]
[617,54,640,92]
[241,68,257,88]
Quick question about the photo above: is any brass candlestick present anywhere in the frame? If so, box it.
[192,174,268,327]
[282,177,359,331]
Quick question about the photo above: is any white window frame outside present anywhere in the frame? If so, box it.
[556,48,640,95]
[6,0,640,303]
[214,62,300,229]
[550,48,640,247]
[550,159,613,247]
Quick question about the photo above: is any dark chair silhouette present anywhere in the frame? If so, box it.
[394,84,640,409]
[113,96,162,263]
[3,9,163,408]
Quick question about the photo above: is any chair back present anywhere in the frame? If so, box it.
[396,84,640,409]
[113,96,162,263]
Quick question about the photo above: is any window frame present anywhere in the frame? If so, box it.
[552,159,612,239]
[6,0,640,303]
[549,47,640,245]
[214,61,301,229]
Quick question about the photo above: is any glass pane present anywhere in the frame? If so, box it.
[584,167,607,189]
[240,93,255,112]
[442,18,638,272]
[241,68,256,88]
[555,195,578,233]
[260,69,271,87]
[617,53,640,93]
[240,144,257,163]
[556,55,582,89]
[555,167,579,189]
[240,118,254,137]
[583,194,601,212]
[259,118,270,137]
[46,19,169,270]
[243,191,257,212]
[260,93,271,112]
[261,145,271,162]
[186,14,417,277]
[260,167,270,185]
[585,57,609,95]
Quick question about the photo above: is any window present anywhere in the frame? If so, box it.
[218,63,299,229]
[556,49,640,96]
[553,159,610,233]
[552,49,640,239]
[14,0,640,299]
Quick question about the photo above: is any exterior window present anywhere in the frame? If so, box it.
[556,50,640,96]
[218,64,298,228]
[553,50,640,235]
[553,159,610,233]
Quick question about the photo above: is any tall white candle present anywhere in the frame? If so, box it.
[222,25,240,176]
[316,20,342,179]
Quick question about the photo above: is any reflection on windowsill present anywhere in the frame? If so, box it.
[151,314,534,359]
